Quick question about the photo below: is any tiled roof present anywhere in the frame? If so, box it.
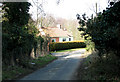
[41,27,73,37]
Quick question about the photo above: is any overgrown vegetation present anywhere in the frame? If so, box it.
[2,2,45,66]
[2,2,41,66]
[2,2,55,80]
[77,1,120,57]
[76,1,120,80]
[77,51,120,80]
[49,41,86,51]
[2,55,57,80]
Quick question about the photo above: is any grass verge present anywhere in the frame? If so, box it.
[50,48,86,53]
[2,54,57,80]
[76,51,120,80]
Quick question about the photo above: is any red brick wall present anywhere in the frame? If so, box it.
[56,37,59,42]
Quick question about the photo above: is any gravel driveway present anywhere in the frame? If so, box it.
[19,49,86,80]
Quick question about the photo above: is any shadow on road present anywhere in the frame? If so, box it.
[20,49,86,80]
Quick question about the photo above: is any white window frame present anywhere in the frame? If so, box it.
[51,39,56,42]
[62,38,66,42]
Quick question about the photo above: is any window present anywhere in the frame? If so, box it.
[52,39,56,42]
[63,38,66,42]
[52,40,55,42]
[69,38,71,41]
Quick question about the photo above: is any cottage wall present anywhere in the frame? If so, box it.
[59,38,63,42]
[50,37,59,42]
[59,37,73,42]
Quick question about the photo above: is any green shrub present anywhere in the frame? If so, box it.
[49,41,86,51]
[77,1,120,57]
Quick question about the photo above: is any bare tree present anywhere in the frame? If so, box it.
[64,19,83,40]
[55,17,83,40]
[32,0,46,27]
[31,0,63,28]
[41,14,57,27]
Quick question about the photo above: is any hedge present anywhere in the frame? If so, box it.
[49,41,86,51]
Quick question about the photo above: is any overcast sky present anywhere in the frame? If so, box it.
[29,0,108,20]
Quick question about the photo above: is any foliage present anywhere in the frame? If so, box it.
[2,2,44,65]
[77,1,120,57]
[65,19,83,40]
[49,41,86,51]
[76,2,120,80]
[2,65,32,80]
[85,39,95,51]
[77,51,120,80]
[2,54,57,80]
[2,2,31,26]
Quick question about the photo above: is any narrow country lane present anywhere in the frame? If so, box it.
[19,49,86,80]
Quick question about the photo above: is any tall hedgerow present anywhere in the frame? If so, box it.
[2,2,44,65]
[77,1,120,57]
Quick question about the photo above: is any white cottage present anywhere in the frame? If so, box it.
[40,26,73,43]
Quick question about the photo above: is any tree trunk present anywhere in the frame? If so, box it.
[30,48,35,58]
[11,50,15,66]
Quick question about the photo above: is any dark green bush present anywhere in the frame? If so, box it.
[2,2,44,65]
[77,1,120,57]
[49,41,86,51]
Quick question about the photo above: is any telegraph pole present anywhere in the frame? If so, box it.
[96,3,98,16]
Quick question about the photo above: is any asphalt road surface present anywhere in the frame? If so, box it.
[20,49,86,80]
